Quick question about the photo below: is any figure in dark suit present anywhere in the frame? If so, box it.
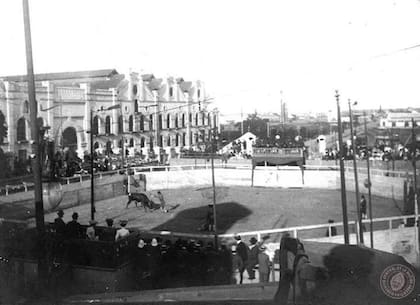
[246,237,259,280]
[99,218,116,242]
[66,212,82,239]
[234,234,248,284]
[54,210,66,235]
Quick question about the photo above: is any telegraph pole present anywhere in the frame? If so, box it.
[349,100,363,244]
[335,91,349,244]
[90,109,95,220]
[364,112,374,248]
[412,118,419,258]
[211,127,218,248]
[23,0,46,281]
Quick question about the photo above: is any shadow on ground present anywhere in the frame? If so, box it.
[0,202,33,220]
[152,201,252,234]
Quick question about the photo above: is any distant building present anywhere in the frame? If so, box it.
[220,132,257,156]
[0,69,219,162]
[379,112,420,129]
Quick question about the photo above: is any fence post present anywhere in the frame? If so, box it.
[5,185,8,196]
[293,229,298,238]
[257,233,261,241]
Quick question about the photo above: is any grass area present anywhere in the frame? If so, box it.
[42,186,403,241]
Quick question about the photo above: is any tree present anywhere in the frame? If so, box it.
[0,111,8,144]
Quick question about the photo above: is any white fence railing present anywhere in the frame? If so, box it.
[218,214,419,244]
[1,163,412,196]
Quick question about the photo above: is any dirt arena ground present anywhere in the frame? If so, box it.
[42,186,403,240]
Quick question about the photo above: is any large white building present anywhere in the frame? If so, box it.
[0,69,219,162]
[379,111,420,129]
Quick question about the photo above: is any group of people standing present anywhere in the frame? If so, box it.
[231,235,272,284]
[53,210,130,242]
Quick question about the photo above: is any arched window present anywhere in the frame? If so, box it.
[134,99,139,113]
[166,114,171,129]
[175,114,179,128]
[132,85,138,96]
[202,112,205,125]
[182,133,186,146]
[118,115,123,134]
[190,132,193,144]
[182,114,185,127]
[140,137,145,148]
[105,116,111,134]
[105,141,112,155]
[158,114,163,130]
[139,114,144,131]
[195,113,199,126]
[149,136,154,150]
[93,116,99,135]
[175,134,179,146]
[128,115,133,132]
[23,100,29,113]
[197,89,201,98]
[158,135,163,147]
[189,113,192,123]
[208,113,211,127]
[167,136,171,147]
[169,87,173,97]
[129,138,134,147]
[213,114,217,128]
[195,133,199,144]
[17,117,26,141]
[149,114,153,130]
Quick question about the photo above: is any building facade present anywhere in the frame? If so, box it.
[379,112,420,129]
[0,69,219,162]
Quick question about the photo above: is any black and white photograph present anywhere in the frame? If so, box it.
[0,0,419,304]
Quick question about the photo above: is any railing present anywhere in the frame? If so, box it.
[218,214,419,243]
[0,163,413,196]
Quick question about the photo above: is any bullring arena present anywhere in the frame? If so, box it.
[1,158,418,304]
[22,158,418,267]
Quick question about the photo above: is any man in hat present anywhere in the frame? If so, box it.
[231,244,243,284]
[99,218,116,241]
[246,236,259,280]
[258,245,271,283]
[66,212,82,239]
[86,220,98,240]
[115,220,130,241]
[54,209,66,235]
[234,234,248,284]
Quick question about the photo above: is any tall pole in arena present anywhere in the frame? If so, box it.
[23,0,47,282]
[335,91,350,244]
[348,100,363,244]
[364,112,374,248]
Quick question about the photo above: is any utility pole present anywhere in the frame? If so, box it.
[335,91,349,244]
[23,0,46,282]
[90,109,95,220]
[349,99,363,244]
[211,127,218,248]
[364,112,374,248]
[412,118,419,259]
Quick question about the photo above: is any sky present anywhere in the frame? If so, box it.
[1,0,420,121]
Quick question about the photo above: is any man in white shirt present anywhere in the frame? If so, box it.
[115,220,130,241]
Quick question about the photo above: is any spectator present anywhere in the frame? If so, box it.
[230,245,243,284]
[234,234,248,284]
[99,218,115,241]
[246,237,259,280]
[325,219,337,237]
[258,245,271,283]
[54,210,66,235]
[66,212,82,239]
[86,220,98,241]
[115,220,129,241]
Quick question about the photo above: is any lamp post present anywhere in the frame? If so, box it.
[335,91,350,244]
[348,99,363,244]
